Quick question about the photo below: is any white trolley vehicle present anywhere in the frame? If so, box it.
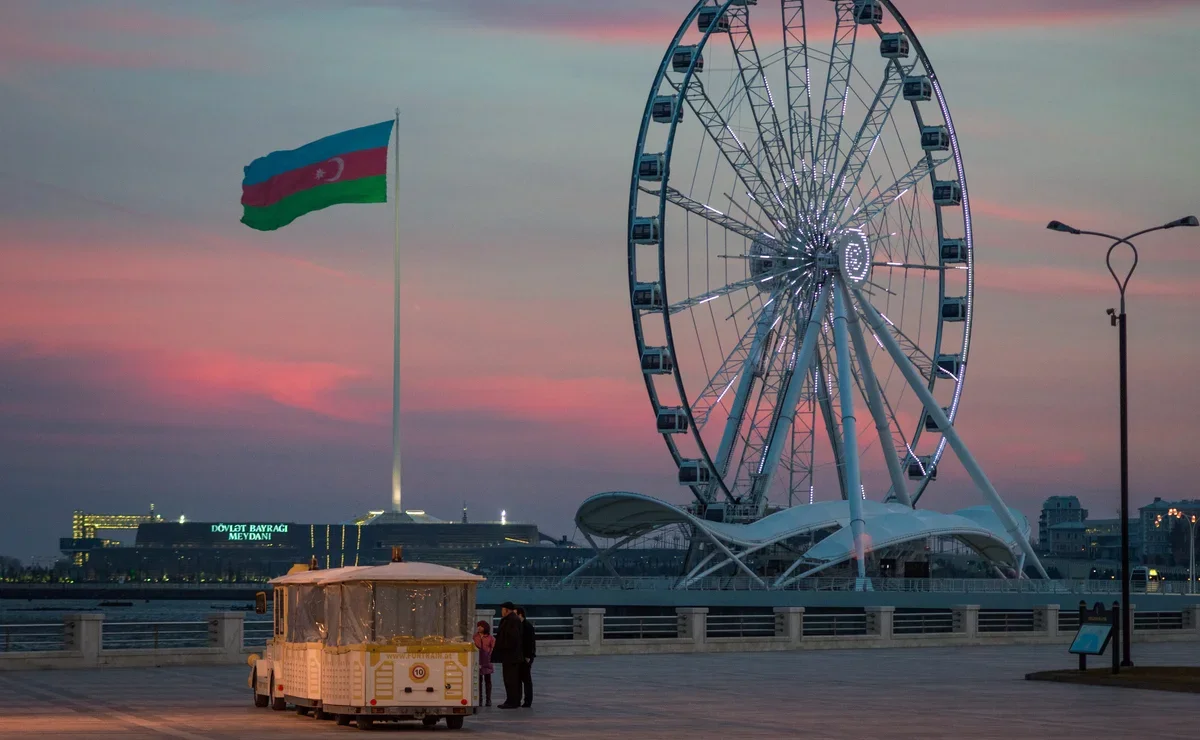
[249,549,484,731]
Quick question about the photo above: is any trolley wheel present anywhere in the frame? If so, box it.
[314,709,333,721]
[422,716,440,727]
[356,716,375,731]
[446,716,465,730]
[296,706,310,716]
[335,714,352,726]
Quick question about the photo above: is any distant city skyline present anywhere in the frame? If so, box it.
[2,0,1198,560]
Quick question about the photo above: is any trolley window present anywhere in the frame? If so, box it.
[285,584,328,642]
[328,582,472,647]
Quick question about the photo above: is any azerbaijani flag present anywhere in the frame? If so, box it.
[241,120,394,231]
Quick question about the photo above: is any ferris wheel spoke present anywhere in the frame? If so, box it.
[845,155,951,228]
[672,76,791,229]
[646,185,776,243]
[810,0,859,212]
[781,0,814,206]
[871,261,943,271]
[725,6,792,208]
[692,297,779,433]
[668,274,773,316]
[858,305,935,382]
[826,56,920,225]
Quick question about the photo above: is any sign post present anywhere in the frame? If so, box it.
[1069,601,1118,674]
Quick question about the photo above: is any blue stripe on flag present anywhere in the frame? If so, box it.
[242,120,394,186]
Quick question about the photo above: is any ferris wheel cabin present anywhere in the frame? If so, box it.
[638,153,665,182]
[936,354,962,379]
[697,8,730,33]
[640,346,674,375]
[678,459,712,486]
[631,216,661,244]
[853,1,884,25]
[633,282,664,311]
[651,95,682,124]
[940,238,967,264]
[921,126,950,152]
[903,76,933,101]
[672,46,703,73]
[932,180,962,207]
[940,296,967,322]
[656,407,690,434]
[907,455,937,480]
[880,33,910,59]
[924,407,952,431]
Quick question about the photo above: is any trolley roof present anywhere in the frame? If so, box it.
[320,561,486,584]
[268,565,371,586]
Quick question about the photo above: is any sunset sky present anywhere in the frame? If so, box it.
[2,0,1198,560]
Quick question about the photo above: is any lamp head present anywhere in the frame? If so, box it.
[1164,215,1199,229]
[1046,220,1080,234]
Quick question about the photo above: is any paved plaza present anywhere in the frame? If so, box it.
[1,644,1197,739]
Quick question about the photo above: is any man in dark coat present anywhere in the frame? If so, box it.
[492,602,524,709]
[516,607,536,707]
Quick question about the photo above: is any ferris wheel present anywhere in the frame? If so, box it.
[627,0,1042,576]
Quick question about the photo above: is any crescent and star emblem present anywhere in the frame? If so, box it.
[314,157,345,183]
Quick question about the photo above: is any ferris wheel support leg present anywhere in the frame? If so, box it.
[841,282,913,508]
[832,279,870,590]
[754,284,831,498]
[714,304,777,477]
[852,288,1050,579]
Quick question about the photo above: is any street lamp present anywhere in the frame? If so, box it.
[1156,508,1198,595]
[1047,214,1198,667]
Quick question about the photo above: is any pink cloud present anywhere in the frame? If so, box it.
[976,263,1193,300]
[439,0,1197,45]
[0,4,235,76]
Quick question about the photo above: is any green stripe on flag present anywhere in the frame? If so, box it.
[240,175,387,231]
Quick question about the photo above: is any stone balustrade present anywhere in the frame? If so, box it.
[2,603,1198,670]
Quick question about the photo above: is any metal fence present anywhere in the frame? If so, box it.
[706,613,776,638]
[244,619,273,647]
[892,611,954,635]
[602,615,678,640]
[0,623,64,652]
[978,610,1036,633]
[101,621,210,650]
[1134,611,1185,631]
[802,612,867,637]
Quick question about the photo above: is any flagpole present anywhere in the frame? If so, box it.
[390,108,403,514]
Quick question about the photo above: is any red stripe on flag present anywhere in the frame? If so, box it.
[241,146,388,207]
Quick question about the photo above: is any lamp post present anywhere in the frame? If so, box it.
[1157,509,1198,595]
[1047,214,1198,667]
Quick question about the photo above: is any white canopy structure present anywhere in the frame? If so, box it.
[571,491,1028,589]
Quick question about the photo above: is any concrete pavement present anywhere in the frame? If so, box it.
[0,643,1196,739]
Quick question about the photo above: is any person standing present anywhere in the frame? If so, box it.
[516,607,537,708]
[473,620,495,707]
[492,602,524,709]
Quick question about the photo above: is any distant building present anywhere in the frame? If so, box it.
[1038,496,1088,552]
[1085,518,1139,562]
[1045,521,1088,558]
[1139,497,1200,566]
